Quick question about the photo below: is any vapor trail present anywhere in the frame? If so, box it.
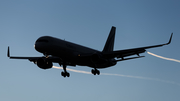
[147,52,180,63]
[52,66,180,86]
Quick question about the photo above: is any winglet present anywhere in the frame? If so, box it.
[165,33,173,45]
[7,46,10,57]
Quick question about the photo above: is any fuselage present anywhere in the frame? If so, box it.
[8,26,172,77]
[34,36,116,68]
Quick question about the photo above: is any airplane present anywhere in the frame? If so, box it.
[7,26,173,77]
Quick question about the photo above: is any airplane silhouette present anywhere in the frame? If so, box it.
[8,26,173,77]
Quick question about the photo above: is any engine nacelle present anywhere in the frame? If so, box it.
[37,58,52,69]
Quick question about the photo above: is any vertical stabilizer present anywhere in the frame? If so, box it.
[103,26,116,52]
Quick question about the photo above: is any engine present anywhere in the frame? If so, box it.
[36,58,52,69]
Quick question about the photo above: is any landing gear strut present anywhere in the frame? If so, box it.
[61,64,70,77]
[91,68,100,75]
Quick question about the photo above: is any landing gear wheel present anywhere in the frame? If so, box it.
[91,69,100,75]
[96,70,100,75]
[61,71,70,77]
[61,71,65,77]
[66,72,70,77]
[91,69,96,75]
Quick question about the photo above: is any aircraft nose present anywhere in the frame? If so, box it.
[34,36,51,53]
[34,41,47,53]
[34,42,41,51]
[34,39,45,52]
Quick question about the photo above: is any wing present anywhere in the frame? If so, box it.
[103,33,173,59]
[7,46,61,63]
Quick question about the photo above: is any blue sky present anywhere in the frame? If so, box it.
[0,0,180,101]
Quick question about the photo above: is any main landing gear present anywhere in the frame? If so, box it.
[60,62,100,77]
[91,68,100,75]
[61,64,70,77]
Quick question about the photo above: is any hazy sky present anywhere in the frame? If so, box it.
[0,0,180,101]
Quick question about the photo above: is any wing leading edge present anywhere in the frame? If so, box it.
[103,33,173,60]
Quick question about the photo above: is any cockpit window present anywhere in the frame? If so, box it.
[37,39,49,43]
